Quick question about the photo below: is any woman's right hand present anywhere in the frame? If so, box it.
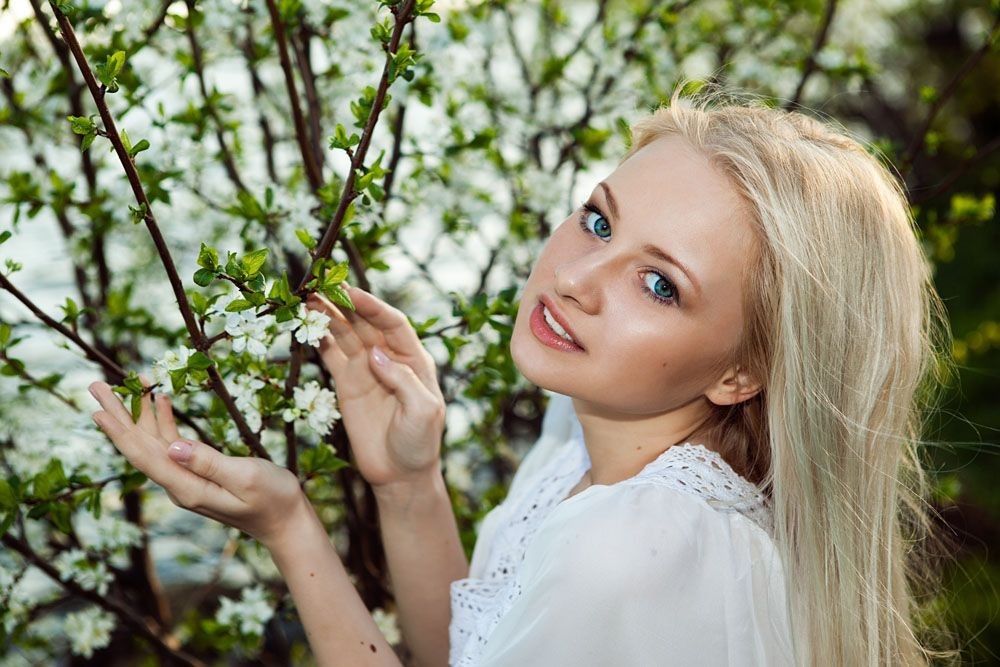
[306,285,446,492]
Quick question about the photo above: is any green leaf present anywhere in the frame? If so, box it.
[0,230,10,246]
[129,202,148,225]
[128,139,150,158]
[80,132,96,152]
[197,243,219,270]
[241,248,268,276]
[295,228,317,250]
[67,115,94,135]
[32,460,68,500]
[96,51,126,93]
[193,268,216,287]
[0,323,10,347]
[0,479,16,511]
[300,444,350,475]
[225,298,254,312]
[120,128,133,155]
[0,68,9,78]
[130,394,142,422]
[168,369,187,394]
[320,283,354,311]
[187,351,214,370]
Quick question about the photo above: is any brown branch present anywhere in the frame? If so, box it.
[911,135,1000,207]
[263,0,323,190]
[0,273,218,447]
[786,0,838,109]
[283,340,304,476]
[46,2,268,460]
[303,0,419,290]
[0,349,79,410]
[184,0,249,193]
[899,13,1000,176]
[1,533,206,667]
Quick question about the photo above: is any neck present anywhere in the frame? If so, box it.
[570,396,710,486]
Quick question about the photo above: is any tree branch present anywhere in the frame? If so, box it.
[786,0,838,109]
[1,532,206,667]
[46,2,269,460]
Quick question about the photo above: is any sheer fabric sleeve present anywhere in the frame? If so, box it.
[475,482,796,667]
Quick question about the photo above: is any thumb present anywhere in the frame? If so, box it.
[168,439,233,487]
[369,345,434,412]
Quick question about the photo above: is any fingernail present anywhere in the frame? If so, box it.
[372,345,388,366]
[168,441,193,463]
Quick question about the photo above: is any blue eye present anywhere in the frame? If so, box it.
[579,205,611,239]
[576,200,681,307]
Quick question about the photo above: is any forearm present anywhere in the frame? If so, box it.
[374,468,470,667]
[266,496,401,667]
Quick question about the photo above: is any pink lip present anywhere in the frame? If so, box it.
[529,300,585,353]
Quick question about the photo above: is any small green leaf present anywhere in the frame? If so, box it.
[225,298,254,312]
[67,115,93,135]
[80,132,96,151]
[129,202,148,225]
[0,68,9,79]
[241,248,268,276]
[0,479,16,511]
[0,231,10,246]
[130,394,142,422]
[128,139,150,158]
[197,243,219,270]
[193,268,216,286]
[295,228,317,250]
[186,351,214,370]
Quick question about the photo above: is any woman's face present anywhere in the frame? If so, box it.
[511,135,758,416]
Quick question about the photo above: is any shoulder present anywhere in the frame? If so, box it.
[522,481,770,596]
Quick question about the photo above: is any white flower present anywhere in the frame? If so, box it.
[150,346,196,389]
[53,549,113,596]
[282,381,340,436]
[372,607,401,645]
[225,312,273,358]
[215,585,274,637]
[64,606,116,658]
[293,304,331,347]
[88,515,143,552]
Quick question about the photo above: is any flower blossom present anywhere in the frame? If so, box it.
[282,381,340,436]
[53,549,114,596]
[293,305,331,347]
[150,346,196,389]
[215,585,274,637]
[64,606,116,658]
[225,311,272,358]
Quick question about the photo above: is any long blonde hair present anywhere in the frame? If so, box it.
[620,85,961,666]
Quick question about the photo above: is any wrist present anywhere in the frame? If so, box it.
[372,465,448,513]
[261,491,320,555]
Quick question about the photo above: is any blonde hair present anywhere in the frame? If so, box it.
[620,85,961,666]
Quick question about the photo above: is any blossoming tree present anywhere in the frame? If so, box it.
[0,0,996,663]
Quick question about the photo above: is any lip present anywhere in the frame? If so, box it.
[530,296,585,353]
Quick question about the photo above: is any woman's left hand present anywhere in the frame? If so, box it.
[88,378,307,548]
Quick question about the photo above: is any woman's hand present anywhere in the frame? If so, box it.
[89,378,306,548]
[306,285,445,492]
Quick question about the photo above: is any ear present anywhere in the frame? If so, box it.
[704,365,762,407]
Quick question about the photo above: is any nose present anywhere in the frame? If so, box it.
[553,250,607,314]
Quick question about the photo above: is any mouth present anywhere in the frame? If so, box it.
[529,299,585,352]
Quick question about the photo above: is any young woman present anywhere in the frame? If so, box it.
[88,89,956,666]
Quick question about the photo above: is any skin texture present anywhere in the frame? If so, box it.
[510,135,763,492]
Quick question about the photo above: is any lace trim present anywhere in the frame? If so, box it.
[448,432,773,666]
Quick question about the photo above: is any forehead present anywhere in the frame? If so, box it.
[603,135,756,292]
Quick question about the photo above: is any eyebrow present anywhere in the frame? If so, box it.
[598,181,702,296]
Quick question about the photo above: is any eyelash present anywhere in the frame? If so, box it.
[576,200,681,307]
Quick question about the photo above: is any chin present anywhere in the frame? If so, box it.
[510,327,580,396]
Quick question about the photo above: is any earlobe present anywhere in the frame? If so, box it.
[705,366,762,406]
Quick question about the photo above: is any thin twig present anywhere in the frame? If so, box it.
[786,0,838,109]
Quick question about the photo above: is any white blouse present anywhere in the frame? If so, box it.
[448,392,796,666]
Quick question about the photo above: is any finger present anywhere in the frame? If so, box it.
[93,411,243,515]
[341,285,428,359]
[88,381,134,426]
[317,332,349,378]
[155,393,182,444]
[305,293,366,357]
[166,438,254,503]
[369,345,437,413]
[136,374,158,436]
